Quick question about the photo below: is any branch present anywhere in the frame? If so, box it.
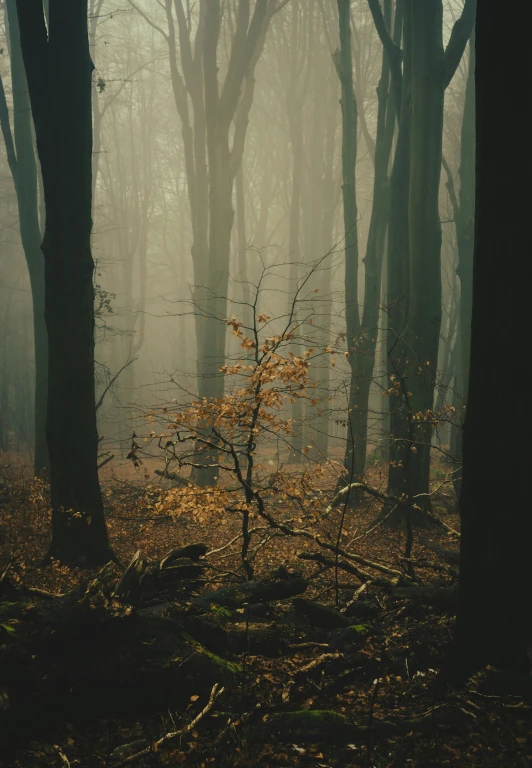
[95,357,137,411]
[220,0,269,125]
[111,684,225,766]
[325,481,393,515]
[125,0,169,40]
[441,154,459,223]
[0,74,18,179]
[442,0,476,89]
[15,0,49,132]
[367,0,402,113]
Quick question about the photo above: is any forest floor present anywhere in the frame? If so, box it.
[1,451,531,767]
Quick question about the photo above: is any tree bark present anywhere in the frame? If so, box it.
[454,4,532,677]
[340,0,397,480]
[379,0,475,521]
[1,0,48,477]
[16,0,114,565]
[335,0,360,481]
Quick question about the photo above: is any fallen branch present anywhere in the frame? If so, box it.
[111,683,225,766]
[293,653,344,681]
[252,495,414,584]
[325,482,392,515]
[299,551,408,589]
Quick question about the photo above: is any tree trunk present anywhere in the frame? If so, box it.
[2,0,48,477]
[451,35,475,497]
[16,0,114,566]
[341,0,396,480]
[385,8,411,506]
[379,0,474,522]
[454,4,532,677]
[335,0,360,481]
[404,1,445,511]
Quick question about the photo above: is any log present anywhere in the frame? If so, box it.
[160,543,208,566]
[0,550,238,734]
[196,576,308,609]
[113,548,207,606]
[393,585,458,609]
[292,598,349,629]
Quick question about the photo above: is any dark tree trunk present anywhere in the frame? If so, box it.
[372,0,475,523]
[1,0,48,477]
[340,0,397,481]
[454,5,532,676]
[334,0,360,482]
[451,35,475,496]
[16,0,114,566]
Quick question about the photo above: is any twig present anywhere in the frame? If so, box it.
[53,746,70,768]
[111,684,225,766]
[96,357,137,411]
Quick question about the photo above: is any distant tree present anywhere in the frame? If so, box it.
[454,5,532,677]
[0,0,48,476]
[128,0,287,486]
[335,0,397,481]
[369,0,475,520]
[16,0,115,565]
[440,35,475,492]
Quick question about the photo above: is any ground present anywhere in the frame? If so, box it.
[1,451,530,767]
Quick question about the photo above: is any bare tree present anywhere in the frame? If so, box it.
[16,0,115,565]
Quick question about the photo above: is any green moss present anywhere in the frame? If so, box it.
[0,601,21,619]
[209,604,232,621]
[201,647,242,675]
[181,631,242,678]
[348,623,369,634]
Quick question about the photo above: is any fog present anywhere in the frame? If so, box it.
[1,0,471,483]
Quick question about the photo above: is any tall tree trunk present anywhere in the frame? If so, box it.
[371,0,475,521]
[404,1,445,511]
[340,0,397,481]
[385,5,411,506]
[334,0,360,482]
[235,163,252,332]
[17,0,114,566]
[451,34,475,496]
[2,0,48,477]
[454,4,532,678]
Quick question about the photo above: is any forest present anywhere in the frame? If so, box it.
[0,0,530,766]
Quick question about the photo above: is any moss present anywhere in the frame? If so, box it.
[348,623,369,634]
[209,604,232,622]
[0,601,20,619]
[181,631,242,679]
[201,647,242,676]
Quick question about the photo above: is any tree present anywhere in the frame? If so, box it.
[0,0,48,476]
[335,0,360,477]
[335,0,397,481]
[369,0,475,519]
[127,0,286,486]
[454,5,532,677]
[16,0,115,565]
[440,36,475,492]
